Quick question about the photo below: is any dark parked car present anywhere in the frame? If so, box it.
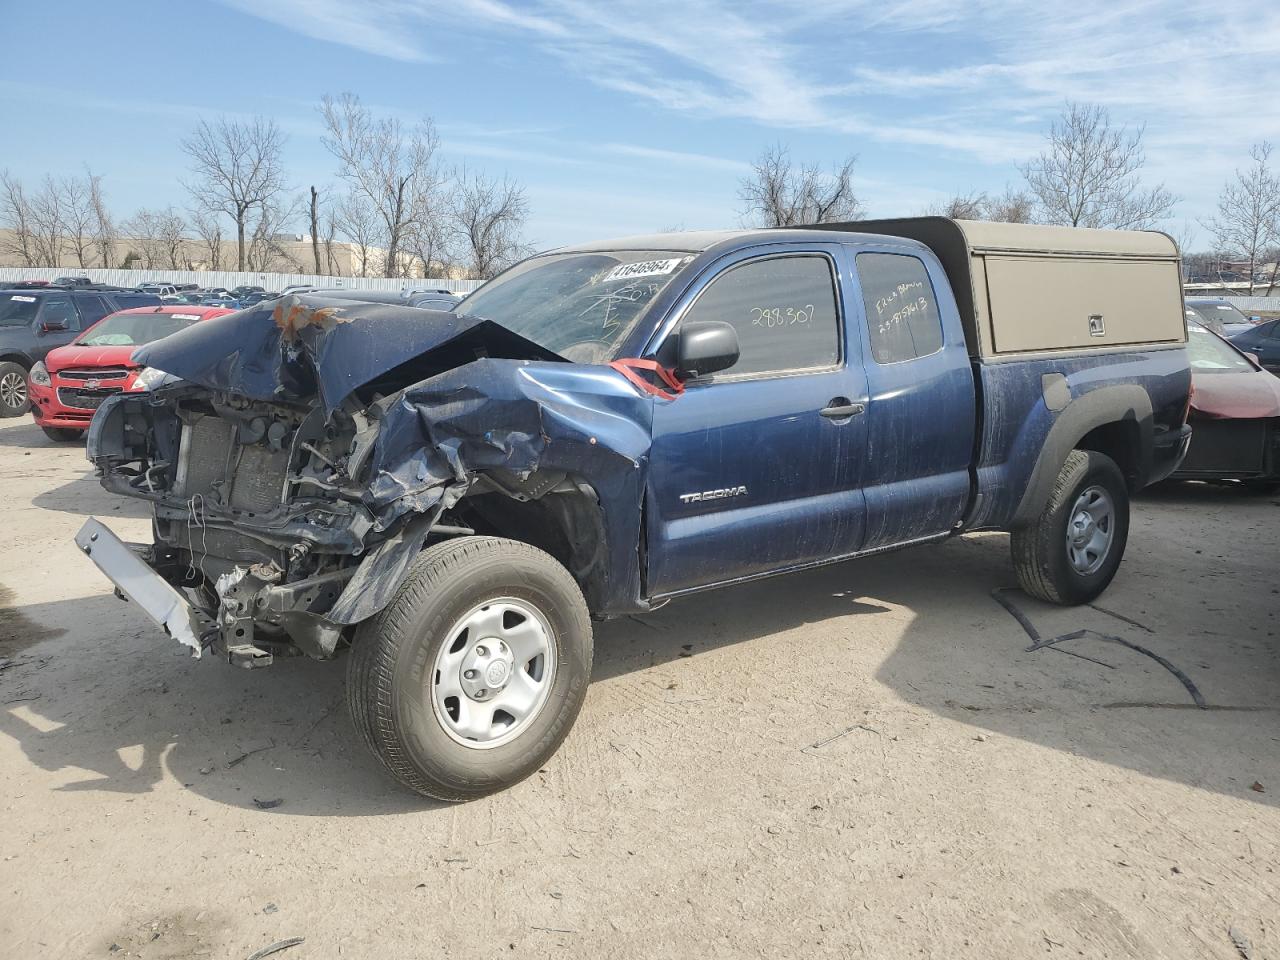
[53,276,94,287]
[1229,319,1280,376]
[1173,320,1280,487]
[1185,298,1258,337]
[314,288,461,311]
[0,288,161,416]
[80,218,1190,800]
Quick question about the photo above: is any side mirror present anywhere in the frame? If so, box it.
[676,321,739,380]
[40,319,68,333]
[1246,352,1261,365]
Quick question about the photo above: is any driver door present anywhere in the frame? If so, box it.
[643,246,870,597]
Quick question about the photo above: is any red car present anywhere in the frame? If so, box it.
[28,305,232,441]
[1172,318,1280,488]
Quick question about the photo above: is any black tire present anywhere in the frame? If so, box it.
[41,426,83,442]
[0,361,30,417]
[1011,450,1130,605]
[346,536,592,802]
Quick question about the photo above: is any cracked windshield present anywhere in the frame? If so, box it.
[457,251,695,362]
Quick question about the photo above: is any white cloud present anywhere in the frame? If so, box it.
[219,0,1280,239]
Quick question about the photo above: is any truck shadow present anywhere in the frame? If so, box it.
[1,483,1275,815]
[31,474,153,519]
[0,420,80,448]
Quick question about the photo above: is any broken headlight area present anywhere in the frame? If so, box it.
[86,385,407,664]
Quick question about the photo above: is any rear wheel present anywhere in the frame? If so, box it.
[41,426,83,442]
[1012,450,1130,605]
[0,362,29,417]
[346,536,593,801]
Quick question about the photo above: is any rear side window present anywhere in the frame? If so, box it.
[682,254,840,377]
[76,294,109,326]
[856,253,944,364]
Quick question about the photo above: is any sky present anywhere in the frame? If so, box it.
[1,0,1277,251]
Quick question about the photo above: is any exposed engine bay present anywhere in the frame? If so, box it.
[83,295,655,666]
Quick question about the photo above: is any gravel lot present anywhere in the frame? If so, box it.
[1,414,1277,959]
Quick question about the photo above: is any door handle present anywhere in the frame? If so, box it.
[820,400,865,419]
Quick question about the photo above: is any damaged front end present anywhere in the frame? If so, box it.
[80,295,654,666]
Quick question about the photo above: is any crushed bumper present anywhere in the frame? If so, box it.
[75,517,207,657]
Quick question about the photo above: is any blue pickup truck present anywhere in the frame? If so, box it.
[79,217,1191,800]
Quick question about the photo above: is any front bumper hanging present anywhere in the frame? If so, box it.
[75,517,207,658]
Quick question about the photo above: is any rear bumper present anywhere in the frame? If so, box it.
[1147,423,1193,486]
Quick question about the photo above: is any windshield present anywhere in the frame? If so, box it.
[77,311,201,346]
[456,250,696,362]
[1187,324,1255,373]
[0,294,40,327]
[1188,302,1249,326]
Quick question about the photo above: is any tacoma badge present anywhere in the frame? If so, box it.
[679,485,748,504]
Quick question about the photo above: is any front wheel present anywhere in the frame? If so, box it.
[346,536,593,801]
[0,362,30,417]
[1012,450,1130,605]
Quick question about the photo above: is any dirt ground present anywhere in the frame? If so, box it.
[1,414,1277,960]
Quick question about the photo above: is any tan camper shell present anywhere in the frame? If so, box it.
[815,217,1186,359]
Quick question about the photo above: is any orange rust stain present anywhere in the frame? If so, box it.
[272,299,351,339]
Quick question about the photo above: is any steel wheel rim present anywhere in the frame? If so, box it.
[430,596,557,750]
[0,371,26,408]
[1065,484,1114,575]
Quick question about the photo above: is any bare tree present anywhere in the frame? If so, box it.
[320,92,443,277]
[334,190,383,277]
[986,186,1035,224]
[189,208,224,270]
[27,176,67,266]
[88,171,115,268]
[1203,142,1280,295]
[60,174,99,268]
[1021,102,1176,229]
[309,186,323,274]
[182,116,288,271]
[449,169,530,280]
[405,183,455,279]
[926,190,989,219]
[123,207,188,270]
[0,171,37,266]
[157,208,189,270]
[320,206,342,275]
[245,196,303,273]
[738,144,861,227]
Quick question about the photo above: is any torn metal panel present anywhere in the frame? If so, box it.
[74,517,206,657]
[359,359,656,614]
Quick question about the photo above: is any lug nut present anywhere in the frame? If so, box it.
[476,689,487,698]
[475,646,488,657]
[463,669,477,680]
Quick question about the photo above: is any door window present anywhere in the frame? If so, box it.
[38,297,79,330]
[856,253,944,364]
[681,254,840,377]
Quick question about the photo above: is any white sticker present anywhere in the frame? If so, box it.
[601,258,685,283]
[11,295,36,302]
[169,313,201,320]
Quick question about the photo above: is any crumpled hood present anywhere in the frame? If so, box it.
[133,294,565,413]
[1190,368,1280,420]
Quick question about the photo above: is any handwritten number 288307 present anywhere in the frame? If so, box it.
[750,304,816,328]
